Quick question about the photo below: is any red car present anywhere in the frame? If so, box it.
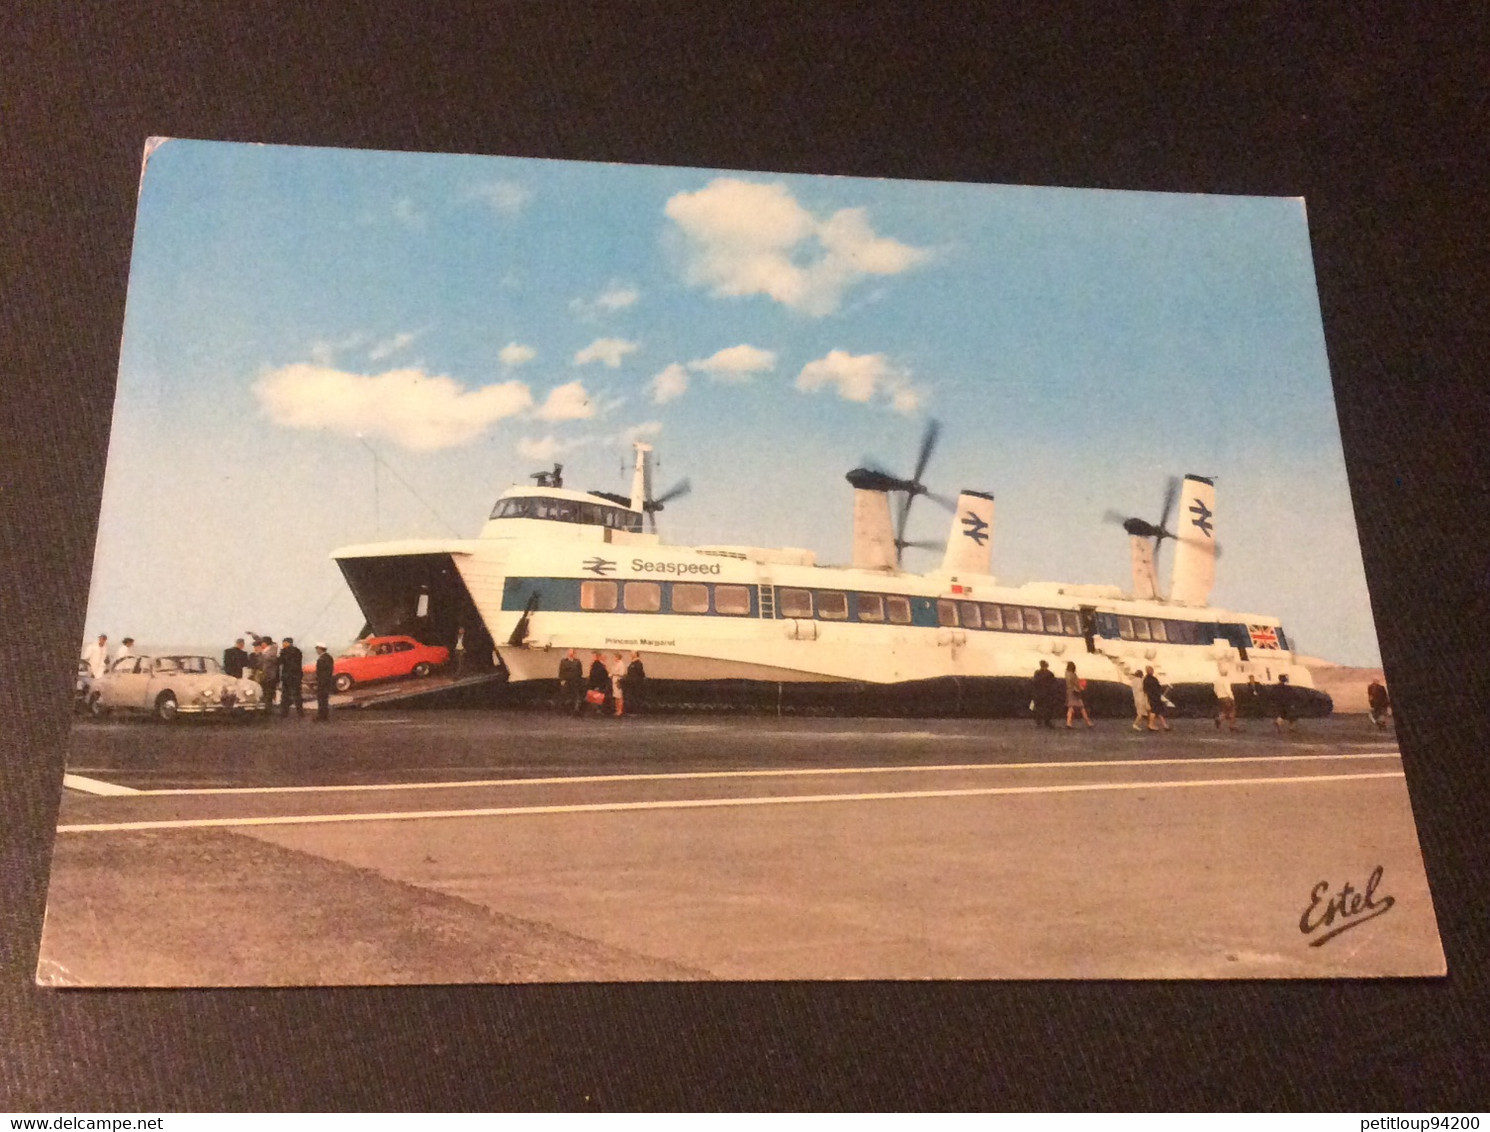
[307,635,449,693]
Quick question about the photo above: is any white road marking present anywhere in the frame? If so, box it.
[56,769,1406,833]
[79,750,1400,798]
[61,774,141,796]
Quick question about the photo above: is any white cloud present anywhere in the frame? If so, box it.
[467,180,533,216]
[499,342,537,368]
[597,284,639,311]
[516,434,593,462]
[618,421,663,446]
[570,283,641,320]
[665,178,929,316]
[688,344,777,382]
[255,363,533,451]
[795,350,924,415]
[392,198,426,229]
[308,333,364,365]
[368,331,418,362]
[574,338,639,368]
[650,363,690,404]
[536,380,596,422]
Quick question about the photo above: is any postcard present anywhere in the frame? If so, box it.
[39,139,1444,984]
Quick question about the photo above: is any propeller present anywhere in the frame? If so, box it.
[642,477,691,533]
[1104,476,1182,589]
[848,419,946,566]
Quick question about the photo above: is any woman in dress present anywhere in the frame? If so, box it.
[1064,661,1094,728]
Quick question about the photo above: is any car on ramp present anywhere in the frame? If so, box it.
[308,635,450,694]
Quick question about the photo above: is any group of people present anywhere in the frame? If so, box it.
[225,633,336,721]
[556,649,647,717]
[80,634,134,679]
[1031,661,1389,732]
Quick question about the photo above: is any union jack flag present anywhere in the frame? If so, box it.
[1248,625,1280,649]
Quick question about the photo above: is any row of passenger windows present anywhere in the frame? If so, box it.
[570,580,1282,648]
[582,580,753,616]
[938,600,1086,636]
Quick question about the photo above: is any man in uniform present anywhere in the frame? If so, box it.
[557,648,585,714]
[279,637,304,718]
[624,651,647,716]
[314,643,334,722]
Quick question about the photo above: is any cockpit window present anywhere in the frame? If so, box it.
[490,495,643,532]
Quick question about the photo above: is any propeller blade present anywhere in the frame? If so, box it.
[895,491,913,558]
[651,478,691,508]
[897,537,946,553]
[1157,475,1180,534]
[1102,509,1130,527]
[912,419,941,485]
[926,490,958,513]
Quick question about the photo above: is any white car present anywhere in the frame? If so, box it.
[88,654,266,721]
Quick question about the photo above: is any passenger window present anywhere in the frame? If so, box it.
[886,596,912,625]
[1150,620,1168,643]
[959,601,982,629]
[981,603,1003,630]
[714,585,752,616]
[1133,618,1152,642]
[937,599,959,627]
[1019,609,1040,633]
[1062,611,1081,636]
[778,588,813,618]
[818,591,849,620]
[623,581,661,612]
[1118,616,1134,640]
[1043,610,1063,634]
[671,583,710,614]
[856,593,885,622]
[580,580,618,611]
[1003,605,1025,631]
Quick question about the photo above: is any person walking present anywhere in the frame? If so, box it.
[279,637,304,718]
[1064,661,1094,728]
[1213,671,1239,731]
[1273,674,1297,732]
[1367,679,1391,730]
[1240,674,1264,719]
[1142,666,1171,731]
[1030,660,1059,728]
[557,648,585,714]
[313,643,334,722]
[116,637,136,662]
[1128,664,1149,731]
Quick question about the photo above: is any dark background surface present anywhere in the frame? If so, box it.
[2,2,1486,1111]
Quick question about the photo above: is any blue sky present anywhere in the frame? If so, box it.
[86,139,1381,664]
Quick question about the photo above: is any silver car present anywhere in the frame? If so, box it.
[88,654,266,721]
